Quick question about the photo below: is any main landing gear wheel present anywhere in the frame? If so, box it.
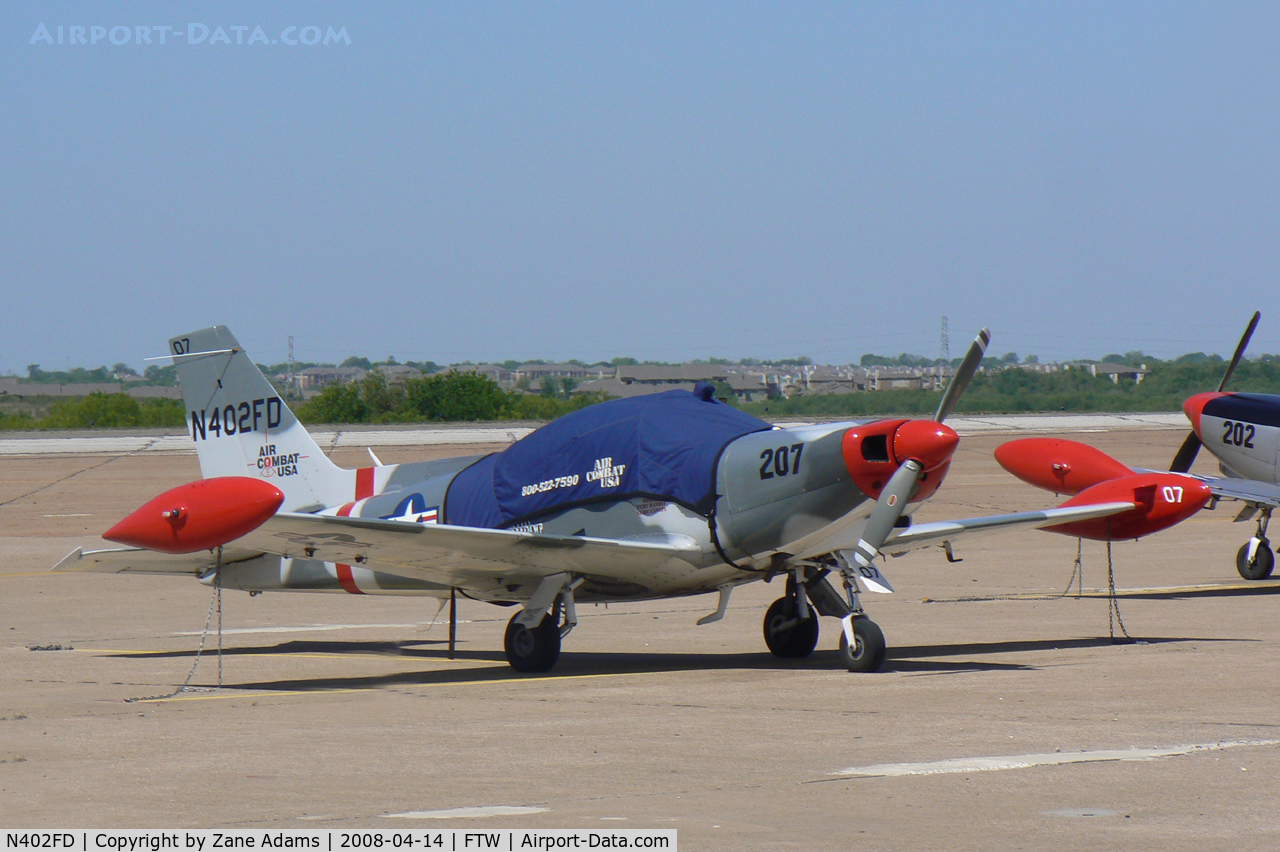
[839,618,886,673]
[504,612,561,673]
[1237,540,1275,581]
[763,597,820,658]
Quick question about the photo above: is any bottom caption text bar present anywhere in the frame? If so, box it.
[4,832,675,852]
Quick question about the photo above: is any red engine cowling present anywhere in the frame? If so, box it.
[104,477,285,554]
[994,437,1135,495]
[1044,473,1211,541]
[841,419,958,502]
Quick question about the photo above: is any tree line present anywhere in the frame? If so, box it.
[0,394,186,430]
[294,371,609,423]
[741,358,1280,418]
[6,356,1280,430]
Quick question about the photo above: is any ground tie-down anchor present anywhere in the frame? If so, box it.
[125,548,226,703]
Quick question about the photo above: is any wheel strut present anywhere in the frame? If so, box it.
[1238,509,1276,581]
[835,564,886,671]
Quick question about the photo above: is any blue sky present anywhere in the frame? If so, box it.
[3,2,1279,371]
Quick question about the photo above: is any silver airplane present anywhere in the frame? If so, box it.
[1167,311,1280,580]
[55,326,1185,673]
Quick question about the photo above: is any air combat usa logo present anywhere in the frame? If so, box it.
[586,457,625,489]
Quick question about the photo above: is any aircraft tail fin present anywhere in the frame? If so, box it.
[169,326,363,513]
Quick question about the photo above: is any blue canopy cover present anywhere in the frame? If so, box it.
[444,390,771,529]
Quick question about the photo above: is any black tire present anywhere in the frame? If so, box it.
[504,612,562,673]
[839,618,886,673]
[1237,541,1275,581]
[763,597,820,658]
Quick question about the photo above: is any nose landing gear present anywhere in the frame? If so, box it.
[1237,508,1276,581]
[761,564,887,672]
[838,615,886,673]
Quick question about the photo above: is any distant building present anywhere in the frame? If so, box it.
[867,368,925,391]
[1089,362,1149,383]
[297,366,366,390]
[1064,362,1149,384]
[725,374,767,402]
[126,386,183,399]
[509,360,588,381]
[439,364,513,384]
[617,364,728,385]
[0,377,181,398]
[799,367,867,394]
[794,381,861,397]
[573,378,698,398]
[373,364,423,383]
[514,363,590,381]
[921,364,956,392]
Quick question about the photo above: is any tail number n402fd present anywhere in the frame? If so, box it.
[191,398,284,441]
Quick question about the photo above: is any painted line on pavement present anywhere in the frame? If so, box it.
[73,648,495,664]
[928,579,1280,602]
[383,806,548,819]
[0,571,78,579]
[124,670,652,703]
[130,688,367,703]
[833,739,1280,778]
[171,621,468,636]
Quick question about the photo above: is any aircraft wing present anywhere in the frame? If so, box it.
[231,512,705,592]
[785,501,1135,564]
[1181,474,1280,509]
[53,545,262,575]
[879,501,1135,557]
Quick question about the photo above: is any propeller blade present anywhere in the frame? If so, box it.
[1169,311,1259,472]
[1217,310,1260,392]
[1169,431,1203,474]
[850,459,921,568]
[935,327,991,423]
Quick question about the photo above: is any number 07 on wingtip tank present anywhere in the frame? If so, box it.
[55,326,1203,674]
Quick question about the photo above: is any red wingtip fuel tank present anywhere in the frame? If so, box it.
[1045,473,1211,541]
[994,437,1135,495]
[842,419,959,501]
[104,477,284,554]
[1183,391,1228,437]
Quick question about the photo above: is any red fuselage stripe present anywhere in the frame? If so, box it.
[335,564,362,595]
[335,500,364,594]
[356,467,375,500]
